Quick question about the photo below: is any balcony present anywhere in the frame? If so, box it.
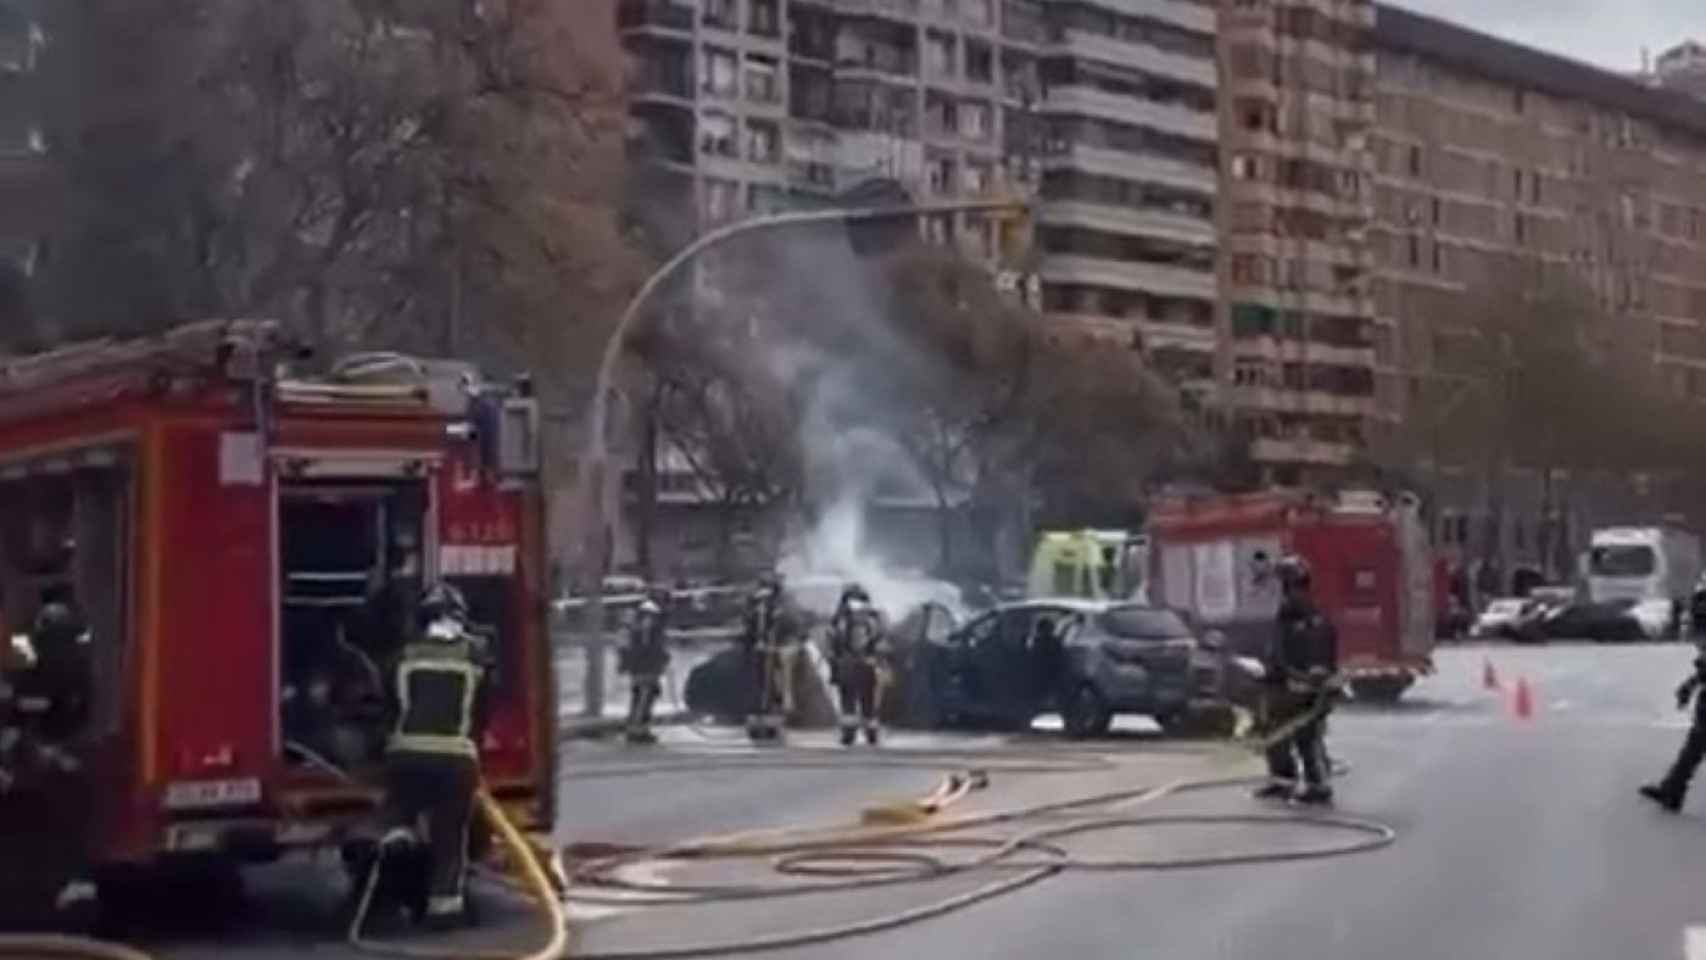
[616,0,694,36]
[1228,336,1374,368]
[1040,143,1216,195]
[1251,436,1358,466]
[1039,254,1215,302]
[1038,200,1212,247]
[1042,86,1215,143]
[1227,386,1376,418]
[832,0,922,22]
[1087,0,1214,34]
[628,72,694,109]
[1052,31,1214,90]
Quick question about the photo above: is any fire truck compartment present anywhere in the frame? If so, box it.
[278,478,425,780]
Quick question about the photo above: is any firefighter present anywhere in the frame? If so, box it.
[381,581,491,929]
[1253,555,1339,806]
[1639,648,1706,811]
[621,592,671,745]
[828,584,888,746]
[1,595,98,926]
[742,573,796,742]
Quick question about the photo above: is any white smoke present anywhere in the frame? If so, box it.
[750,232,966,624]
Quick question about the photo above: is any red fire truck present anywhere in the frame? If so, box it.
[1146,489,1436,702]
[0,320,554,904]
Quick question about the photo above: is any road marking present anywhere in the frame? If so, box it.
[1683,925,1706,960]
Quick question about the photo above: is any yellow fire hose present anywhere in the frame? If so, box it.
[563,766,1395,960]
[347,787,567,960]
[0,785,567,960]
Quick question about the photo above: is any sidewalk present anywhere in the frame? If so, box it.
[557,640,723,738]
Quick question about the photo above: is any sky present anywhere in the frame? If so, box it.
[1390,0,1698,74]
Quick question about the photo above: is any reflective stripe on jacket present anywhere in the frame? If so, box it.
[388,638,486,758]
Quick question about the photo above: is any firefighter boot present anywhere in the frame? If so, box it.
[839,722,857,747]
[1292,784,1334,806]
[863,721,880,746]
[1640,783,1684,812]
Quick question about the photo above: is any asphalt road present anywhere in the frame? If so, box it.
[138,640,1706,960]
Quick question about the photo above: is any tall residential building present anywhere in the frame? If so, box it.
[617,0,1221,389]
[1216,0,1378,485]
[0,0,46,327]
[1368,6,1706,569]
[1648,40,1706,101]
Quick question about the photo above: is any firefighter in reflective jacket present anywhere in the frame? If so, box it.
[1253,556,1339,806]
[383,581,490,928]
[828,584,888,746]
[621,593,670,745]
[742,574,797,742]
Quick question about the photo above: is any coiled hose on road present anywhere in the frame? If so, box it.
[0,727,1389,960]
[559,744,1396,960]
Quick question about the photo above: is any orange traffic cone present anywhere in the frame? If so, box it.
[1513,676,1535,720]
[1483,658,1500,691]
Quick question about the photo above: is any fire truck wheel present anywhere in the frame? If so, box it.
[1349,676,1413,704]
[1062,683,1111,739]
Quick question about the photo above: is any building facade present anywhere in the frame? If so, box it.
[0,0,45,332]
[1215,0,1378,484]
[618,0,1220,387]
[1368,6,1706,575]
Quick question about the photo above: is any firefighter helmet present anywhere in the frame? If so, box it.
[636,598,662,619]
[1276,555,1312,591]
[420,581,470,627]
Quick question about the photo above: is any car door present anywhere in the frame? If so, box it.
[943,611,1001,716]
[985,607,1043,716]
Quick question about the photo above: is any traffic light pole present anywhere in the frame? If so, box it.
[574,198,1026,719]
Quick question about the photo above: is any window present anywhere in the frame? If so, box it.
[703,178,741,221]
[967,0,995,26]
[748,0,778,37]
[701,48,738,98]
[1514,213,1527,245]
[1099,606,1190,641]
[1408,144,1422,177]
[964,160,992,193]
[961,101,991,140]
[0,446,134,740]
[926,31,956,77]
[746,119,779,163]
[1231,154,1261,181]
[1432,196,1442,226]
[702,0,737,30]
[1589,546,1656,577]
[744,56,779,103]
[1408,233,1420,267]
[1513,167,1523,200]
[966,41,994,85]
[699,111,737,157]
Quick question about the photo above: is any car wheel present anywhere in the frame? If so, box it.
[1061,683,1110,739]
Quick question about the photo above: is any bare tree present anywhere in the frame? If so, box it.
[30,0,640,390]
[638,318,804,577]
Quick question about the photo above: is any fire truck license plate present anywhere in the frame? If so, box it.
[164,777,262,811]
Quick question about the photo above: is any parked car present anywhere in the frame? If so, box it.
[909,599,1229,738]
[1537,599,1649,644]
[1471,597,1545,641]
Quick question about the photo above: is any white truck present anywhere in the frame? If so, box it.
[1583,524,1703,634]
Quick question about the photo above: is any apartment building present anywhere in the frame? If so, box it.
[618,0,1221,387]
[1370,6,1706,572]
[0,0,45,329]
[1216,0,1378,484]
[1647,40,1706,101]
